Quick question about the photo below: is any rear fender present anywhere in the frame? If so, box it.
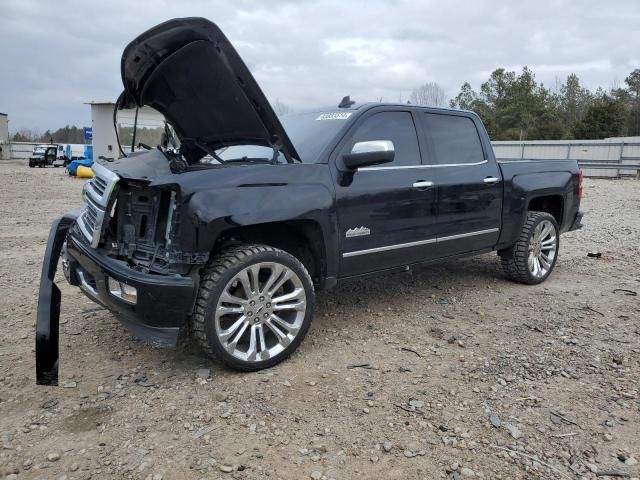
[497,171,572,249]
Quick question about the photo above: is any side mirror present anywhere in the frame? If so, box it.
[340,140,394,171]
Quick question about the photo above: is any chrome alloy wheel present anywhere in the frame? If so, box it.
[214,262,307,362]
[528,219,557,279]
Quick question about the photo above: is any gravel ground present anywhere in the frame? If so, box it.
[0,160,639,480]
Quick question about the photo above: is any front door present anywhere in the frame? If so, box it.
[418,112,502,257]
[45,147,57,165]
[333,109,439,277]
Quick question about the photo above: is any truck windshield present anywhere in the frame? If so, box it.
[199,144,286,165]
[280,111,352,162]
[195,111,352,165]
[33,147,46,155]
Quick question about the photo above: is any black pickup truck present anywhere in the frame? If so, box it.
[36,18,583,384]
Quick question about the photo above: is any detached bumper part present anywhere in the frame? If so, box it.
[37,211,196,386]
[36,211,79,386]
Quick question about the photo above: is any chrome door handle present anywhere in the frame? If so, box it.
[413,180,434,189]
[483,176,500,185]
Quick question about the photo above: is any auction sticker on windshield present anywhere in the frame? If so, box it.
[316,112,352,120]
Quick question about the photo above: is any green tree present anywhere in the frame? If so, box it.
[437,66,640,139]
[11,130,31,142]
[481,67,564,140]
[37,125,85,144]
[559,74,592,136]
[499,67,546,140]
[449,82,499,135]
[478,68,516,138]
[529,88,565,140]
[449,82,478,110]
[573,95,626,139]
[624,69,640,136]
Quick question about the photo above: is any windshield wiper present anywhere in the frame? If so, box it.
[186,140,227,164]
[223,157,271,163]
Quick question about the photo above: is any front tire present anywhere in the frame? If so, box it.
[192,244,315,371]
[500,211,559,285]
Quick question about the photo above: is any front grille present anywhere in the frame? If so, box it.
[91,175,108,196]
[81,206,97,233]
[82,197,99,232]
[78,163,119,247]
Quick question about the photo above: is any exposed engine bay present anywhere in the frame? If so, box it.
[107,184,209,274]
[78,161,208,276]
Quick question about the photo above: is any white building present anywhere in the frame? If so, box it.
[88,102,165,161]
[0,113,9,160]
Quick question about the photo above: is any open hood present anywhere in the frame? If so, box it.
[120,17,299,163]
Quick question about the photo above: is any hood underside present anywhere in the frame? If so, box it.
[120,17,299,163]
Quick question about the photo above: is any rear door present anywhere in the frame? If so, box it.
[333,109,439,277]
[417,111,502,256]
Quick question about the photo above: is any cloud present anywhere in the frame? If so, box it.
[0,0,638,131]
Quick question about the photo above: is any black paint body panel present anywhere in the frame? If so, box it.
[496,160,581,249]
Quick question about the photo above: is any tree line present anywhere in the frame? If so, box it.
[11,125,87,144]
[411,68,640,141]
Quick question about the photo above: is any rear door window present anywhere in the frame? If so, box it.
[346,111,421,166]
[422,113,485,165]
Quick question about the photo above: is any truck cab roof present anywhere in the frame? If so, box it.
[294,103,480,127]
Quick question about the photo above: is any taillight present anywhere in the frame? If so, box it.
[577,170,583,198]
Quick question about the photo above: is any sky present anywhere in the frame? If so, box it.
[1,0,639,132]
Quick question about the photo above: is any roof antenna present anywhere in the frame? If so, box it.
[338,95,355,108]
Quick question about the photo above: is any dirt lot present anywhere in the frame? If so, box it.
[0,160,639,480]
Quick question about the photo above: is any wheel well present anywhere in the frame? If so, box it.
[527,195,563,225]
[214,220,326,286]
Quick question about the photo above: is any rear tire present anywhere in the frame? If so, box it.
[192,244,315,371]
[500,211,559,285]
